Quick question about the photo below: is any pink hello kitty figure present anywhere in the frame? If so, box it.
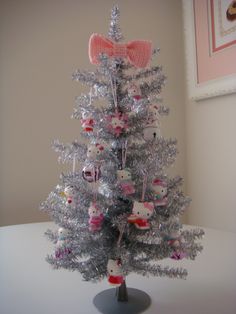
[55,228,72,259]
[64,185,77,204]
[107,259,124,286]
[87,143,104,159]
[128,201,154,230]
[80,112,94,132]
[128,84,142,101]
[88,202,104,231]
[152,179,168,206]
[117,169,135,195]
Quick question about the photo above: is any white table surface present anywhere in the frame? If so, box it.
[0,222,236,314]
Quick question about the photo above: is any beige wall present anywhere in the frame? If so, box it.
[0,0,186,226]
[185,93,236,233]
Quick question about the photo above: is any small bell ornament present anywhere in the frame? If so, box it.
[128,84,142,101]
[88,202,104,231]
[107,259,124,286]
[117,169,135,195]
[64,185,77,204]
[82,165,101,182]
[87,143,104,160]
[128,201,154,230]
[152,179,168,206]
[55,228,71,259]
[80,112,94,132]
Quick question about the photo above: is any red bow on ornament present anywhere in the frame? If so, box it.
[89,33,152,68]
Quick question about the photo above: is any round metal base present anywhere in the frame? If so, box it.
[93,287,151,314]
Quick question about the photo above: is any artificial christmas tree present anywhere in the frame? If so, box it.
[40,6,204,311]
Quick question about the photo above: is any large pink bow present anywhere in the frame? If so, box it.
[89,33,152,68]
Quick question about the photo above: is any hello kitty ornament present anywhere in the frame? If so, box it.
[107,112,128,137]
[55,228,71,258]
[88,202,104,231]
[107,259,124,286]
[152,179,167,206]
[64,185,77,204]
[117,169,135,195]
[87,143,104,159]
[128,201,154,230]
[81,112,94,132]
[128,84,142,101]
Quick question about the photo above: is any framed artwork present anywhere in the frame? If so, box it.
[182,0,236,101]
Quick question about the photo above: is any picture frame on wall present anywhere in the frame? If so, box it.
[182,0,236,101]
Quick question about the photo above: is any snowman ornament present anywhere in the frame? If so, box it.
[107,259,124,286]
[55,228,71,258]
[128,201,154,230]
[64,185,78,204]
[152,179,168,206]
[117,169,135,195]
[88,202,104,231]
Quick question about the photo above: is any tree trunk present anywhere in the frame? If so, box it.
[116,280,128,302]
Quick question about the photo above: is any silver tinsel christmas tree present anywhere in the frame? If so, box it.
[40,6,204,303]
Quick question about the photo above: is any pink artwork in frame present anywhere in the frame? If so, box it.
[194,0,236,84]
[183,0,236,100]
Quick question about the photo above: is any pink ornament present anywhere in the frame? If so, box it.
[171,251,187,260]
[107,112,128,137]
[89,33,152,68]
[152,179,168,206]
[128,201,154,230]
[88,202,104,231]
[107,259,124,286]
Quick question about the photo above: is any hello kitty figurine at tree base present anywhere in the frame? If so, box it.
[80,112,94,132]
[88,202,104,231]
[152,179,168,206]
[107,259,124,286]
[117,169,135,195]
[55,228,72,259]
[128,201,154,230]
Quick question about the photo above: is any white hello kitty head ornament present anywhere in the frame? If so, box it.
[87,143,104,159]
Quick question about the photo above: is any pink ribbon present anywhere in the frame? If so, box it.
[89,33,152,68]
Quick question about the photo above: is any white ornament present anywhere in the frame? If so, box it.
[117,169,132,181]
[143,126,160,140]
[87,143,104,159]
[128,84,142,100]
[64,185,77,204]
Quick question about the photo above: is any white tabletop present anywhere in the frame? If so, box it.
[0,222,236,314]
